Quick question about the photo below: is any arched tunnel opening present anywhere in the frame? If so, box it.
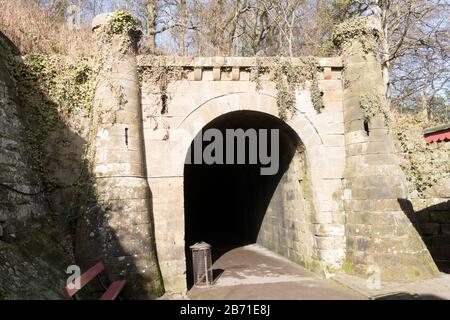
[184,111,315,289]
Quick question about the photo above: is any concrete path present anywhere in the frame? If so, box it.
[333,273,450,300]
[188,244,365,300]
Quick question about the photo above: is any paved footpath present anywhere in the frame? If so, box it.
[161,244,450,300]
[333,273,450,300]
[188,244,365,300]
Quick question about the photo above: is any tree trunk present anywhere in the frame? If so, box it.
[178,0,187,55]
[146,0,157,54]
[371,2,390,105]
[421,94,430,122]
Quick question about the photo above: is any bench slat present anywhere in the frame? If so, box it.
[99,280,127,300]
[63,261,105,299]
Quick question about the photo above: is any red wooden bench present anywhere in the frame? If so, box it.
[63,261,127,300]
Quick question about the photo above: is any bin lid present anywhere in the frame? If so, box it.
[190,241,211,250]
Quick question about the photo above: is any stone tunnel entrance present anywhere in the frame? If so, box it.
[184,111,316,289]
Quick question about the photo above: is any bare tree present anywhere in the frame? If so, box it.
[260,0,303,57]
[335,0,449,121]
[10,0,448,121]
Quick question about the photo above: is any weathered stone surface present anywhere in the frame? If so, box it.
[441,224,450,235]
[2,11,447,298]
[91,13,113,31]
[337,17,440,280]
[0,32,71,299]
[257,150,318,269]
[0,43,48,238]
[0,217,71,299]
[75,15,164,299]
[421,223,441,236]
[430,211,450,224]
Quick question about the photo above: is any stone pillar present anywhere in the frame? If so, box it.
[76,13,164,298]
[335,17,439,281]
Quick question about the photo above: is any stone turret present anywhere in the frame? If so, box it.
[75,12,164,298]
[335,17,439,281]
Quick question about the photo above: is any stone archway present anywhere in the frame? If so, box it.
[183,110,317,289]
[150,92,346,292]
[75,15,440,297]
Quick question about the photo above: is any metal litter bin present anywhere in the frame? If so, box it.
[190,242,213,287]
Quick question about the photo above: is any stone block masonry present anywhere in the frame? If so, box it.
[75,13,164,299]
[0,34,48,241]
[336,17,440,281]
[6,11,447,300]
[410,197,450,271]
[0,12,446,299]
[0,32,71,299]
[139,53,348,291]
[134,18,442,291]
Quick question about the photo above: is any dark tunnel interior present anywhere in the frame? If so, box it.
[184,111,302,288]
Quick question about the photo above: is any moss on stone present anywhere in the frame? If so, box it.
[341,259,355,274]
[0,283,8,300]
[303,257,323,274]
[15,217,70,264]
[126,273,165,299]
[0,216,70,299]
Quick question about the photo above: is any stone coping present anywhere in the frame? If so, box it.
[137,55,343,69]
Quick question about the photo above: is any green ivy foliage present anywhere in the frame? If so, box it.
[107,10,141,36]
[394,113,450,197]
[13,54,95,190]
[360,93,392,126]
